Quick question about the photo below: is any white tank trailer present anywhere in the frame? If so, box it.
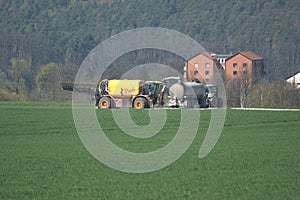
[162,77,208,108]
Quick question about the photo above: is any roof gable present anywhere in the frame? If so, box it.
[286,71,300,80]
[239,51,263,60]
[226,51,263,62]
[189,52,214,61]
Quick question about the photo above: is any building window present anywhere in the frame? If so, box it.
[194,71,199,75]
[233,71,238,75]
[219,58,225,63]
[194,63,199,68]
[243,63,248,67]
[243,71,247,75]
[205,79,210,83]
[205,71,209,75]
[205,63,210,68]
[233,63,237,68]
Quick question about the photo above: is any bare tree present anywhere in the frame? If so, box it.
[35,63,61,101]
[8,58,29,100]
[225,69,251,108]
[246,79,300,108]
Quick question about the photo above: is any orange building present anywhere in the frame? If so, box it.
[225,51,264,86]
[186,52,222,84]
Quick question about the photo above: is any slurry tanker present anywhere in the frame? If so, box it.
[162,77,208,108]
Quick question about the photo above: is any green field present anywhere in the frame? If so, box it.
[0,102,299,199]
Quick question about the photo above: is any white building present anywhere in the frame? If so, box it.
[286,71,300,89]
[211,53,233,70]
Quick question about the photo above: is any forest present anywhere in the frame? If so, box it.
[0,0,299,106]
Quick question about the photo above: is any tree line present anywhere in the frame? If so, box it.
[225,77,300,108]
[0,58,68,102]
[0,0,299,106]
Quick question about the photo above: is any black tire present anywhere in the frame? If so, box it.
[99,97,111,109]
[133,97,148,109]
[199,98,208,108]
[209,97,217,108]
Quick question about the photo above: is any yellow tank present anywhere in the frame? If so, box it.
[107,79,143,98]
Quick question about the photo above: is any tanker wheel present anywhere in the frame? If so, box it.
[210,97,217,108]
[133,97,147,109]
[99,97,111,109]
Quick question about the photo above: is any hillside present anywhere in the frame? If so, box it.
[0,0,299,101]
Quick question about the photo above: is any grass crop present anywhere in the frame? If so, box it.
[0,102,299,199]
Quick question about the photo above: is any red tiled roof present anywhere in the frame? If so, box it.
[189,51,219,60]
[239,51,263,60]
